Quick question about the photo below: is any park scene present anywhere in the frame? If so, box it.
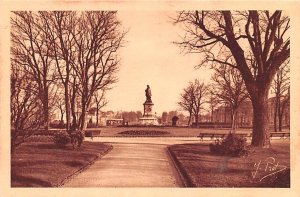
[11,11,290,187]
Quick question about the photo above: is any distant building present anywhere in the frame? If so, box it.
[211,98,289,128]
[86,109,119,126]
[106,118,124,126]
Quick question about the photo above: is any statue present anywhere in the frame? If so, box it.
[145,85,152,102]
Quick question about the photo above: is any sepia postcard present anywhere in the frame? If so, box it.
[0,0,300,197]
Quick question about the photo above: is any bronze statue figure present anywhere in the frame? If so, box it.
[145,85,152,102]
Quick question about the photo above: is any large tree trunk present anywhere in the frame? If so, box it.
[96,108,99,126]
[230,109,236,134]
[194,113,199,127]
[211,107,214,122]
[79,98,86,131]
[64,86,70,132]
[70,96,77,131]
[80,95,91,131]
[187,111,192,126]
[251,91,270,148]
[278,114,283,132]
[43,100,49,131]
[42,88,49,131]
[59,107,64,123]
[70,80,78,131]
[80,110,86,130]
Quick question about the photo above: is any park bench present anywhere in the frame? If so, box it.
[197,133,249,141]
[197,133,226,141]
[85,130,101,139]
[270,132,290,140]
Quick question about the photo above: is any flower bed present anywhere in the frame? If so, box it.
[118,130,170,136]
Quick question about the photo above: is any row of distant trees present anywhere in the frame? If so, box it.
[174,11,290,147]
[11,11,125,149]
[178,65,249,131]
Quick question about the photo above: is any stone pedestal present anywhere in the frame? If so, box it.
[138,117,158,125]
[139,100,158,125]
[143,101,154,117]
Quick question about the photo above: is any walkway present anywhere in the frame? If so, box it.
[63,137,200,187]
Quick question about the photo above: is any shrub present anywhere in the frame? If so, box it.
[53,131,70,147]
[209,133,250,157]
[70,130,85,149]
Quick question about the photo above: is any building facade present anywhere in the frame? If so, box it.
[211,98,290,129]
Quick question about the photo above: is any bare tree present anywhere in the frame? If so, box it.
[38,11,125,131]
[10,11,125,150]
[178,84,194,126]
[53,87,65,124]
[211,64,249,132]
[92,90,108,126]
[71,11,125,130]
[207,87,219,123]
[69,73,80,131]
[174,11,290,147]
[272,62,290,132]
[39,11,77,132]
[179,79,208,127]
[11,61,42,151]
[11,11,56,131]
[192,80,209,126]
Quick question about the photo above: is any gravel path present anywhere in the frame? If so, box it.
[63,137,199,187]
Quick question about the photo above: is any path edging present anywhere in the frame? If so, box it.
[56,144,113,187]
[166,146,195,187]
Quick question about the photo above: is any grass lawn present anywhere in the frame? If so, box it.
[11,141,112,187]
[168,141,290,187]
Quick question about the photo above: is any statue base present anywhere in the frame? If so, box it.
[138,100,159,125]
[143,100,154,117]
[138,117,159,125]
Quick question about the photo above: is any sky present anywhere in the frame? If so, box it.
[104,11,213,115]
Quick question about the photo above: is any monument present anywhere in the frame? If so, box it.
[138,85,159,125]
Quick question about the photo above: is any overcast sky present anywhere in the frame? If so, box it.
[104,10,213,115]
